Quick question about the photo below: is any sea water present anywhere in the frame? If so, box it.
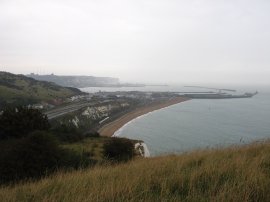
[82,85,270,156]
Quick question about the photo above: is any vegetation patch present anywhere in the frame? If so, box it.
[0,106,50,139]
[0,71,82,109]
[103,137,135,162]
[0,142,270,201]
[0,106,140,186]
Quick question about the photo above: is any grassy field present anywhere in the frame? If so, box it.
[1,141,270,201]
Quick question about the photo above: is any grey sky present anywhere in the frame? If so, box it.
[0,0,270,84]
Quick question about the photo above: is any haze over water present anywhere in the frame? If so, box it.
[83,85,270,156]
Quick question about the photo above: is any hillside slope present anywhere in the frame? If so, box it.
[0,71,83,108]
[1,141,270,201]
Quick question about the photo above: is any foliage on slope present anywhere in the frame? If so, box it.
[0,106,50,139]
[0,71,82,108]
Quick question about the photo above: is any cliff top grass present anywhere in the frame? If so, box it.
[1,141,270,202]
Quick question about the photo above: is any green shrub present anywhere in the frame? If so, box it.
[103,137,135,162]
[85,130,100,138]
[0,131,59,183]
[50,122,84,142]
[0,106,50,139]
[0,131,92,184]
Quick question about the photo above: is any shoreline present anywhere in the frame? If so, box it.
[98,96,190,137]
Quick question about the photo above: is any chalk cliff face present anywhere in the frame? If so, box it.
[27,74,119,88]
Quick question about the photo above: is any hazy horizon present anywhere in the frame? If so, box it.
[1,0,270,85]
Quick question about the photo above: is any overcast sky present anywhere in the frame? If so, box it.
[0,0,270,85]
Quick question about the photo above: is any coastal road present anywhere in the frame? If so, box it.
[45,101,96,120]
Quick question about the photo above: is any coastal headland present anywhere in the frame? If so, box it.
[98,96,190,137]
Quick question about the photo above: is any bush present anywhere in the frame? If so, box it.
[50,123,84,142]
[103,137,135,162]
[85,130,100,138]
[0,106,50,139]
[0,131,59,183]
[0,131,89,184]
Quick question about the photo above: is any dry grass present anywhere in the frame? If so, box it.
[1,141,270,202]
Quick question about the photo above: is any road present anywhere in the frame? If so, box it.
[45,101,96,120]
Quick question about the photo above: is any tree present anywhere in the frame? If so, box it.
[0,106,50,139]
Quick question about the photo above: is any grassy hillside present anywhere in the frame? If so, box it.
[1,141,270,201]
[0,71,82,108]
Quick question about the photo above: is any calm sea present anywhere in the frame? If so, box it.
[82,85,270,156]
